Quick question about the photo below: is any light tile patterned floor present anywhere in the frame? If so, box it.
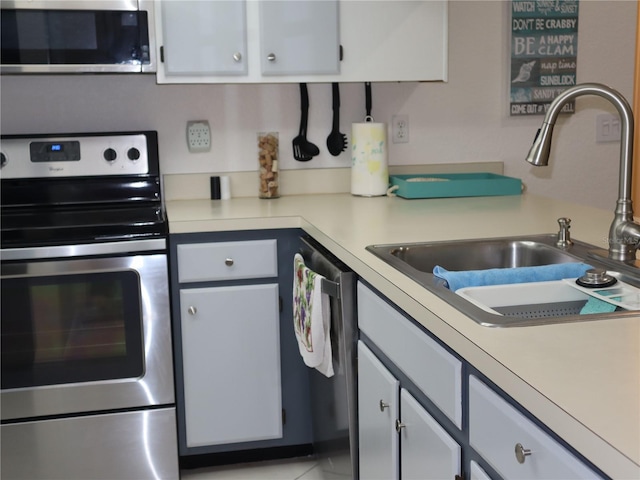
[180,456,321,480]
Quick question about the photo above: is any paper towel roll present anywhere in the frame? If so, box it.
[351,122,388,196]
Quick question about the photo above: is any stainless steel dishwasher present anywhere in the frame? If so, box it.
[299,236,358,479]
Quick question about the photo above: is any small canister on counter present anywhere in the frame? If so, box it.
[258,132,279,198]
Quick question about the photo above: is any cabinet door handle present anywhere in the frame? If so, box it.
[379,400,389,412]
[515,443,532,464]
[267,53,276,62]
[233,52,242,62]
[187,306,197,315]
[225,258,234,266]
[395,419,405,433]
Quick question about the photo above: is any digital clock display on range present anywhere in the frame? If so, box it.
[30,141,80,162]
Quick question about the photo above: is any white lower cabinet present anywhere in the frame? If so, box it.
[469,375,602,480]
[180,284,282,448]
[357,282,462,428]
[399,389,461,480]
[172,231,314,457]
[470,461,493,480]
[358,341,461,480]
[358,341,400,480]
[357,282,603,480]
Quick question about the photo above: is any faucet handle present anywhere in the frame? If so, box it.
[556,217,573,248]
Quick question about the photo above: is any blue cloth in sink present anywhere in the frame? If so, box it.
[433,263,593,292]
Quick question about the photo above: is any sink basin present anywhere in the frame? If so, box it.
[386,238,579,273]
[367,234,640,327]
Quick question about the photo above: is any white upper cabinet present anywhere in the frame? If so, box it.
[259,1,339,76]
[155,0,448,83]
[339,0,448,82]
[159,1,248,77]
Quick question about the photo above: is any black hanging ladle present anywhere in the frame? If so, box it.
[292,83,319,161]
[326,82,348,156]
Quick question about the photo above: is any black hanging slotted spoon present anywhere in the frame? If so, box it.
[364,81,373,120]
[292,83,319,161]
[326,82,347,156]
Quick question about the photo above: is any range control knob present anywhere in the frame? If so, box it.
[127,147,141,161]
[0,152,7,168]
[103,148,117,162]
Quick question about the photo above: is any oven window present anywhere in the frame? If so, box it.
[1,270,144,389]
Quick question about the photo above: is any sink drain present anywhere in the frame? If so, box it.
[576,268,618,288]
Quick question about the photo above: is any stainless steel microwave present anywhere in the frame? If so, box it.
[0,0,156,73]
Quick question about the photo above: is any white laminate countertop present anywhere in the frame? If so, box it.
[167,192,640,479]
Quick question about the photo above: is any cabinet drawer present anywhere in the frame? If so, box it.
[357,282,462,428]
[469,376,601,479]
[177,240,277,283]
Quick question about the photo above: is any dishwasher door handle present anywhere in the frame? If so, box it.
[320,277,340,299]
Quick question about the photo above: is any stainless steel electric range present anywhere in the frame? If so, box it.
[0,131,179,479]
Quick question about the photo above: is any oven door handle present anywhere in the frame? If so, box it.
[1,238,166,261]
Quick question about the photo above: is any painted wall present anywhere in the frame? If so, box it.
[0,1,636,210]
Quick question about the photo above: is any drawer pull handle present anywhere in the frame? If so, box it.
[515,443,532,464]
[379,400,389,412]
[395,419,405,433]
[187,306,197,315]
[225,258,234,267]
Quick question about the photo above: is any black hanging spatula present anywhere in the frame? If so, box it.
[292,83,319,161]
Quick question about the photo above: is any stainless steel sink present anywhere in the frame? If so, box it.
[386,238,579,273]
[367,234,640,327]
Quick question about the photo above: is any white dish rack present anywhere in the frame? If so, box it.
[456,278,640,319]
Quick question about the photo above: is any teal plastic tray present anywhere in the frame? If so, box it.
[389,172,522,199]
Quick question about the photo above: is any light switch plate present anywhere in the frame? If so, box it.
[187,120,211,152]
[596,113,620,143]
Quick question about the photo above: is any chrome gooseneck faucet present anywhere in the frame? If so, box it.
[526,83,640,263]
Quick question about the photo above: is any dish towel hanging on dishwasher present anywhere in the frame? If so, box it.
[293,253,334,377]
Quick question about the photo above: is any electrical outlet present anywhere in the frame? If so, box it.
[187,120,211,152]
[392,114,409,144]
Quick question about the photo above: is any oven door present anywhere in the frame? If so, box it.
[0,244,174,421]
